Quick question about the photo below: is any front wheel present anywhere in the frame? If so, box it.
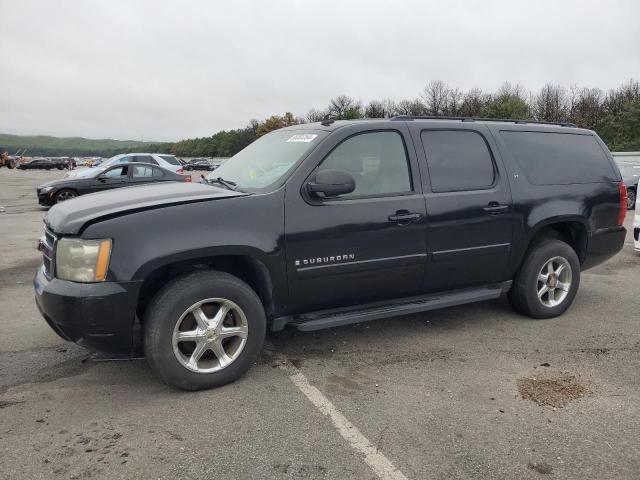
[54,189,77,204]
[508,239,580,319]
[143,271,266,390]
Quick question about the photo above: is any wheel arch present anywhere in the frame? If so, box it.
[522,217,589,266]
[135,253,276,323]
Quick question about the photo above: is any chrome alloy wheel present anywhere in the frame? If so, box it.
[537,256,572,308]
[172,298,248,373]
[56,190,77,202]
[627,189,636,210]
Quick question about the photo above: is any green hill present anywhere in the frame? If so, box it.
[0,133,171,157]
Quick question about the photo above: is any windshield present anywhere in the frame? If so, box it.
[99,154,125,168]
[206,130,326,190]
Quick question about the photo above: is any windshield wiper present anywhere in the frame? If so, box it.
[202,175,239,191]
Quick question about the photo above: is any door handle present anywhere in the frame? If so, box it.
[388,210,422,225]
[483,202,509,215]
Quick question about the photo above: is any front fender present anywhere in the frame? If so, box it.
[80,191,288,308]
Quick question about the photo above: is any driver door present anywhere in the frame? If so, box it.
[285,125,427,313]
[89,165,130,193]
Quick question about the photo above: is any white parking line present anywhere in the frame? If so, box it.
[278,356,409,480]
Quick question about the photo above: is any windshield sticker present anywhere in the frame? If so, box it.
[286,134,318,143]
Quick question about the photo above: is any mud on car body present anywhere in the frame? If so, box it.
[34,118,627,390]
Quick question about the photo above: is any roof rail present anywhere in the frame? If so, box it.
[390,115,576,128]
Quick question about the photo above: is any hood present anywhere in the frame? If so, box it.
[64,166,104,179]
[45,182,248,234]
[38,177,90,189]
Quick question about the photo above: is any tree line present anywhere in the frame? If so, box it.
[163,79,640,157]
[5,80,638,158]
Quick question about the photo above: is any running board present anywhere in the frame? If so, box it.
[289,282,511,332]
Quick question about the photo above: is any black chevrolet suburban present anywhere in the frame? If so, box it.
[34,117,628,390]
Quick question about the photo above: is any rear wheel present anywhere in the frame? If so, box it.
[54,189,77,204]
[143,271,266,390]
[508,239,580,319]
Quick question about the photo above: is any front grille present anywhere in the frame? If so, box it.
[39,226,57,279]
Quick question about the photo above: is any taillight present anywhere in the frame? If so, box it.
[176,168,184,174]
[183,175,192,182]
[618,182,627,226]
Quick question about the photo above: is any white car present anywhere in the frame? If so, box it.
[65,153,183,179]
[634,207,639,252]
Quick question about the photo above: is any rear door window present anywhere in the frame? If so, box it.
[132,165,154,178]
[421,130,496,192]
[500,131,616,185]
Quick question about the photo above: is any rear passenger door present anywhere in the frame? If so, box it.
[129,164,156,185]
[409,124,514,291]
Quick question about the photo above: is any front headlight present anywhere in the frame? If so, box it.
[56,238,112,282]
[39,186,54,193]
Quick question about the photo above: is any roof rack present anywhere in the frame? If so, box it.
[390,115,576,128]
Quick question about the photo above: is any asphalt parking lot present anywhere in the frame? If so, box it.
[0,168,638,480]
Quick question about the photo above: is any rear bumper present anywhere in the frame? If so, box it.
[582,226,626,270]
[34,267,142,354]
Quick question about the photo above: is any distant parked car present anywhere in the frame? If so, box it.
[615,163,639,210]
[37,163,191,206]
[613,153,640,210]
[634,206,640,253]
[184,158,214,171]
[18,159,55,170]
[65,153,184,179]
[50,157,75,170]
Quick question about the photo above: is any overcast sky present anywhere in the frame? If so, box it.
[1,0,638,142]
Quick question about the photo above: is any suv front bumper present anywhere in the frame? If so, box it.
[34,267,142,354]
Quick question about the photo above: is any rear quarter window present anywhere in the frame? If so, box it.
[500,131,616,185]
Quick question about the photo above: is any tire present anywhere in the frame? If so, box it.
[143,271,266,390]
[627,189,636,210]
[54,189,77,204]
[508,239,580,319]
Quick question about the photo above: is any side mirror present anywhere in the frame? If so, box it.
[307,169,355,198]
[97,174,107,182]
